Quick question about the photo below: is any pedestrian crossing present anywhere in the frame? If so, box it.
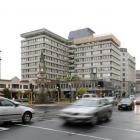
[0,127,9,131]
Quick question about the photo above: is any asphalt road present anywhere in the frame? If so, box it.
[1,98,140,140]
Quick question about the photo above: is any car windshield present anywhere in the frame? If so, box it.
[73,99,98,107]
[83,95,90,98]
[120,98,131,103]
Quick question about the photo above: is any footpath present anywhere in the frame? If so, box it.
[21,101,71,109]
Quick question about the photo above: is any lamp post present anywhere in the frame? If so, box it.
[29,80,34,107]
[68,82,72,102]
[21,90,25,104]
[56,84,60,102]
[90,67,97,94]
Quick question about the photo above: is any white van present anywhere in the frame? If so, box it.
[129,95,135,100]
[82,94,97,98]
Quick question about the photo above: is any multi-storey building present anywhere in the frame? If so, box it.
[0,77,30,97]
[136,70,140,93]
[20,28,135,95]
[120,48,136,95]
[69,28,121,87]
[21,28,69,81]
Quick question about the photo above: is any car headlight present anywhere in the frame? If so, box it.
[80,113,93,116]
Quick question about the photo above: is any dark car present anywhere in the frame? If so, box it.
[118,98,135,111]
[135,98,140,105]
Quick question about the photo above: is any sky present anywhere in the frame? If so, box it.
[0,0,140,79]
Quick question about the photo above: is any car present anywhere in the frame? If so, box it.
[0,96,34,124]
[129,95,135,101]
[118,98,135,110]
[105,97,118,106]
[58,98,113,125]
[82,93,97,98]
[135,97,140,105]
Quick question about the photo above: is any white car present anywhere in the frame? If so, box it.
[82,93,97,98]
[0,96,34,124]
[58,98,113,124]
[129,95,135,101]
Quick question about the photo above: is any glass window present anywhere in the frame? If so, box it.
[0,84,6,88]
[0,99,14,107]
[12,84,19,89]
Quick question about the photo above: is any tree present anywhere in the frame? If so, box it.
[2,88,11,99]
[76,87,87,97]
[66,73,81,81]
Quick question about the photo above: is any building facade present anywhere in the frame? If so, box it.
[136,70,140,93]
[70,29,121,86]
[20,28,135,95]
[120,48,136,95]
[21,28,69,81]
[0,77,30,98]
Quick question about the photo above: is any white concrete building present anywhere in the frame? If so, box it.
[120,48,136,95]
[20,28,136,94]
[21,28,69,81]
[69,28,121,88]
[136,70,140,93]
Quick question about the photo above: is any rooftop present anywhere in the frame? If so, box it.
[21,28,69,44]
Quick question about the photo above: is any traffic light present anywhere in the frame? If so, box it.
[98,81,104,87]
[29,84,34,92]
[56,83,60,89]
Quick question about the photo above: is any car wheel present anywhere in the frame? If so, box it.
[106,111,112,121]
[22,112,32,124]
[91,114,98,125]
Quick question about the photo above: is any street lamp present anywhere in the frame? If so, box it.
[56,84,60,102]
[68,82,73,102]
[29,80,34,106]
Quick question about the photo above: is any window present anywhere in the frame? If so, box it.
[12,84,19,89]
[23,85,28,89]
[123,78,125,81]
[0,84,6,88]
[0,99,14,107]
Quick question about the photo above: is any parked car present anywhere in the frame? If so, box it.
[105,97,118,106]
[82,93,97,98]
[129,95,135,101]
[118,98,135,110]
[0,96,34,124]
[58,98,113,124]
[135,97,140,105]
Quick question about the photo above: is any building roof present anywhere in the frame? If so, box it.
[68,28,95,40]
[21,28,69,43]
[73,34,121,46]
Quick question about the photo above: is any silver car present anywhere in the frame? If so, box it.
[58,98,113,124]
[0,96,34,124]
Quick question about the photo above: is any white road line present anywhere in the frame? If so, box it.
[17,124,112,140]
[0,127,9,131]
[97,125,140,133]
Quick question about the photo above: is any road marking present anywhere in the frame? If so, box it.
[97,125,140,133]
[17,124,112,140]
[0,127,9,131]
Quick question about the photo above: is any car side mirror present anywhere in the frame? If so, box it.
[14,103,20,107]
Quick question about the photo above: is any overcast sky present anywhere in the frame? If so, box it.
[0,0,140,79]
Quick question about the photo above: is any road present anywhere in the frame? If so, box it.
[1,97,140,140]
